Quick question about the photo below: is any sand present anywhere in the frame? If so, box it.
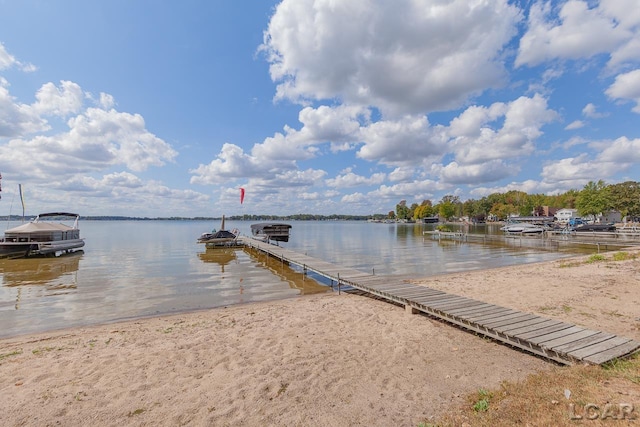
[1,249,639,426]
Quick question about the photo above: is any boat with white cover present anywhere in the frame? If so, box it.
[500,222,545,234]
[0,212,85,258]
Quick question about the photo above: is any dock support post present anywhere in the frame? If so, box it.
[337,273,341,295]
[405,304,418,314]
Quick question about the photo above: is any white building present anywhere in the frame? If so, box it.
[556,208,578,223]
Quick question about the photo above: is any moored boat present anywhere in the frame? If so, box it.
[197,215,240,247]
[500,222,545,234]
[0,212,85,258]
[573,223,616,232]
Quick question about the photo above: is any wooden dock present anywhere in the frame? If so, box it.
[241,238,640,366]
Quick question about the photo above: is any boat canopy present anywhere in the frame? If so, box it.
[5,222,75,233]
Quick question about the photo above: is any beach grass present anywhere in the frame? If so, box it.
[428,353,640,426]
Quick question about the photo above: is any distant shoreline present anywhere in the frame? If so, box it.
[0,215,380,222]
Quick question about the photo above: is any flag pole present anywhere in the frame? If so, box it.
[18,184,25,222]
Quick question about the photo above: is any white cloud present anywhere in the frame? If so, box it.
[0,42,36,72]
[251,105,366,162]
[296,105,367,143]
[262,0,520,115]
[341,192,366,203]
[388,167,415,182]
[448,103,507,138]
[323,190,340,198]
[0,42,16,69]
[582,103,607,119]
[99,93,115,109]
[600,0,640,67]
[541,155,619,182]
[0,85,48,137]
[516,1,632,68]
[605,69,640,113]
[450,94,557,164]
[367,179,443,203]
[190,143,269,185]
[437,160,518,185]
[470,179,564,198]
[565,120,584,130]
[66,108,177,172]
[357,115,448,166]
[251,129,318,162]
[300,192,320,200]
[32,81,84,117]
[0,104,177,184]
[262,168,327,188]
[596,136,640,163]
[325,171,386,188]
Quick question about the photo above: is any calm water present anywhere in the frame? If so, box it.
[0,220,585,338]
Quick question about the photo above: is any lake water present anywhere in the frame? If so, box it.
[0,220,587,338]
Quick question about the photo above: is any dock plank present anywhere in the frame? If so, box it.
[516,323,574,340]
[552,332,615,354]
[583,341,640,365]
[495,318,555,334]
[464,309,519,323]
[569,336,631,360]
[529,326,585,345]
[445,303,497,316]
[541,330,601,349]
[503,319,563,336]
[483,314,538,329]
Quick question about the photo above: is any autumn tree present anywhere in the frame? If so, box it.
[413,200,434,219]
[609,181,640,219]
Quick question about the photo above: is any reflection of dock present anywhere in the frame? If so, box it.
[244,246,329,295]
[197,246,328,295]
[240,237,639,365]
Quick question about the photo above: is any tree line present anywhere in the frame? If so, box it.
[392,180,640,222]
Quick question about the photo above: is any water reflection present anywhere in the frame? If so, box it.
[244,247,329,295]
[198,248,238,273]
[197,247,329,296]
[0,252,82,311]
[1,252,81,287]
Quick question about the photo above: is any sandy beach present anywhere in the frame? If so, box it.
[1,249,639,426]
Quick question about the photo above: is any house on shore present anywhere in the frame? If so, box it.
[556,208,578,223]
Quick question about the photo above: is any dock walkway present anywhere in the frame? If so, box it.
[241,238,640,366]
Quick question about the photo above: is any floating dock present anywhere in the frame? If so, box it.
[241,237,640,365]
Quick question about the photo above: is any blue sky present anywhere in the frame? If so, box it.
[1,0,639,217]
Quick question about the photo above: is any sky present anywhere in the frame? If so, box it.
[0,0,639,218]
